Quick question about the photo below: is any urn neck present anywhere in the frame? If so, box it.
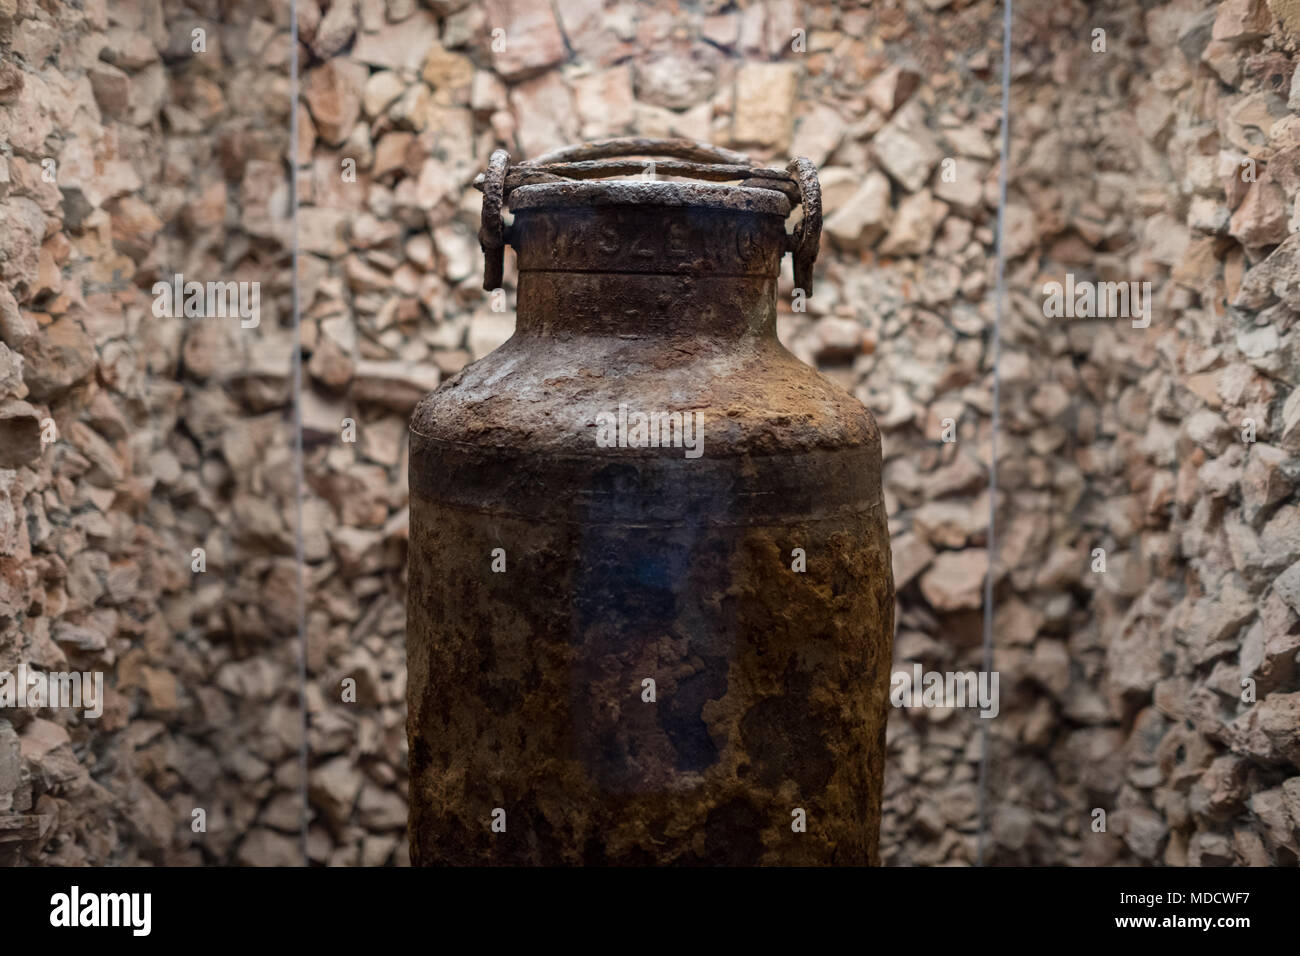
[509,201,789,339]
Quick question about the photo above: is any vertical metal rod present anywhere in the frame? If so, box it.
[978,0,1013,868]
[288,0,309,867]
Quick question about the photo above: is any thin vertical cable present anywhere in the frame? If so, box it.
[288,0,310,867]
[977,0,1012,868]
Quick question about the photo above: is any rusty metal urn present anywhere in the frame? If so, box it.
[407,139,895,865]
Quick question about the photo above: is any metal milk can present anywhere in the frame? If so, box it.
[408,138,895,865]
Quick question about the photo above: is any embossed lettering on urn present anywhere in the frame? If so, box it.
[407,141,895,865]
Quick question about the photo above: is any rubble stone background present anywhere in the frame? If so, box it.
[983,0,1300,866]
[0,0,306,865]
[1,0,1296,866]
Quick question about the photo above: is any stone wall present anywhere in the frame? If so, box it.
[983,0,1300,866]
[1,0,1296,866]
[0,0,302,864]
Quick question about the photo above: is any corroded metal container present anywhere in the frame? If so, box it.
[407,139,894,865]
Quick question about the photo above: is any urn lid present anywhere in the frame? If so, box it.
[472,137,822,295]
